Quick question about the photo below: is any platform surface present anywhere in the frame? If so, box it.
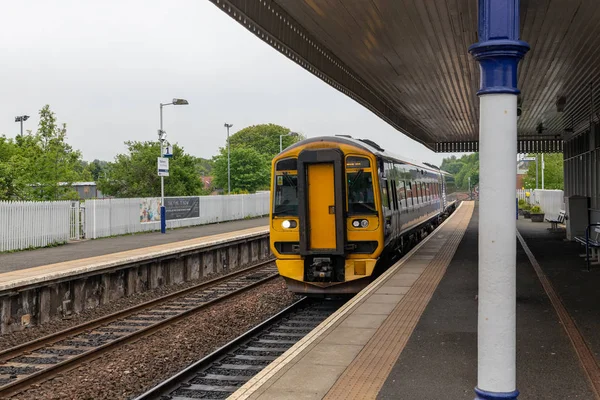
[230,202,599,399]
[0,217,268,273]
[0,221,268,292]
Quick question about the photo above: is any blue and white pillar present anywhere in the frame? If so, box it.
[468,1,529,399]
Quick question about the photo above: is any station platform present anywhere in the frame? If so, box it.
[0,218,268,292]
[230,201,599,400]
[0,217,268,274]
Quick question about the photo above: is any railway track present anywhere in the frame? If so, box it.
[135,297,345,400]
[0,260,279,398]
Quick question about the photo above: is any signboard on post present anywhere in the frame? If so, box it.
[157,157,169,177]
[164,145,173,158]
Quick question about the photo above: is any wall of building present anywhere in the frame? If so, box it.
[563,123,599,223]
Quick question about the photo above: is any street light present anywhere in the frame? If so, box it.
[15,115,30,136]
[280,131,299,153]
[158,98,189,234]
[224,123,233,195]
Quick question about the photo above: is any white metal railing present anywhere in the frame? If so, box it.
[84,192,270,240]
[0,193,270,252]
[516,189,534,201]
[0,200,72,252]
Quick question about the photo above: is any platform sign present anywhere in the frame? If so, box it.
[165,197,200,220]
[157,157,169,177]
[164,145,173,158]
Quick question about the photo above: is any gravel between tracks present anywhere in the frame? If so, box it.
[10,278,299,400]
[0,263,272,350]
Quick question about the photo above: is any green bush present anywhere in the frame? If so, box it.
[518,199,526,208]
[530,205,542,213]
[522,203,532,211]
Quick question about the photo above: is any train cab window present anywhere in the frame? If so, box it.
[347,170,377,214]
[273,158,298,216]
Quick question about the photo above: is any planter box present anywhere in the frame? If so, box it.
[531,213,545,222]
[523,210,531,218]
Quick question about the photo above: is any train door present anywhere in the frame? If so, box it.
[297,149,345,256]
[307,163,336,250]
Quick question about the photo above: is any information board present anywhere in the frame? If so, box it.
[165,197,200,220]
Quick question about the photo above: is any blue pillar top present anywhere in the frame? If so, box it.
[468,0,530,95]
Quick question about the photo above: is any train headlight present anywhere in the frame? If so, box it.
[281,220,297,229]
[352,219,369,228]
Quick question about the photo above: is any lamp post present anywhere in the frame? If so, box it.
[535,154,538,189]
[224,123,233,194]
[158,98,189,234]
[541,153,545,189]
[15,115,30,136]
[279,131,299,153]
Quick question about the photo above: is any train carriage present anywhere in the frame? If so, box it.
[270,135,456,295]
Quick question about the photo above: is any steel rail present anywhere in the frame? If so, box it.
[0,259,278,397]
[133,296,310,400]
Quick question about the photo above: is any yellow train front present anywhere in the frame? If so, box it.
[269,135,455,295]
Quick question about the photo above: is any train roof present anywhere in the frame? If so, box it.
[285,135,453,176]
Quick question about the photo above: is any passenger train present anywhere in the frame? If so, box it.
[269,135,457,295]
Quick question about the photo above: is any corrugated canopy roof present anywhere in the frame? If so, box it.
[210,0,599,152]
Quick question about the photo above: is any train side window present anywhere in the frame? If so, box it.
[381,180,390,209]
[398,180,406,209]
[391,180,398,210]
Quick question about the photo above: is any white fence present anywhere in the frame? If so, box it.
[0,201,73,252]
[0,193,270,252]
[84,192,270,240]
[517,189,565,219]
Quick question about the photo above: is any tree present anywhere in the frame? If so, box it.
[0,106,87,201]
[84,159,109,181]
[441,153,479,190]
[194,157,213,177]
[228,124,304,160]
[98,141,202,198]
[212,146,270,193]
[0,137,28,200]
[210,123,304,193]
[522,153,563,190]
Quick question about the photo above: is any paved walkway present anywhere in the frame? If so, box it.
[0,217,268,273]
[231,201,475,400]
[378,208,594,399]
[229,205,599,399]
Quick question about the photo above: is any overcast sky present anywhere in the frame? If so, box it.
[1,0,460,166]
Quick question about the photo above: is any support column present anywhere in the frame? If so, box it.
[468,1,529,399]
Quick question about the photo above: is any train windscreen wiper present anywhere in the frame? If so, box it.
[348,169,364,191]
[273,206,296,216]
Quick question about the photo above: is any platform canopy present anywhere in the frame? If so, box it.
[209,0,600,153]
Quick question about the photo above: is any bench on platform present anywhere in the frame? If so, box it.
[546,210,566,231]
[575,226,600,267]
